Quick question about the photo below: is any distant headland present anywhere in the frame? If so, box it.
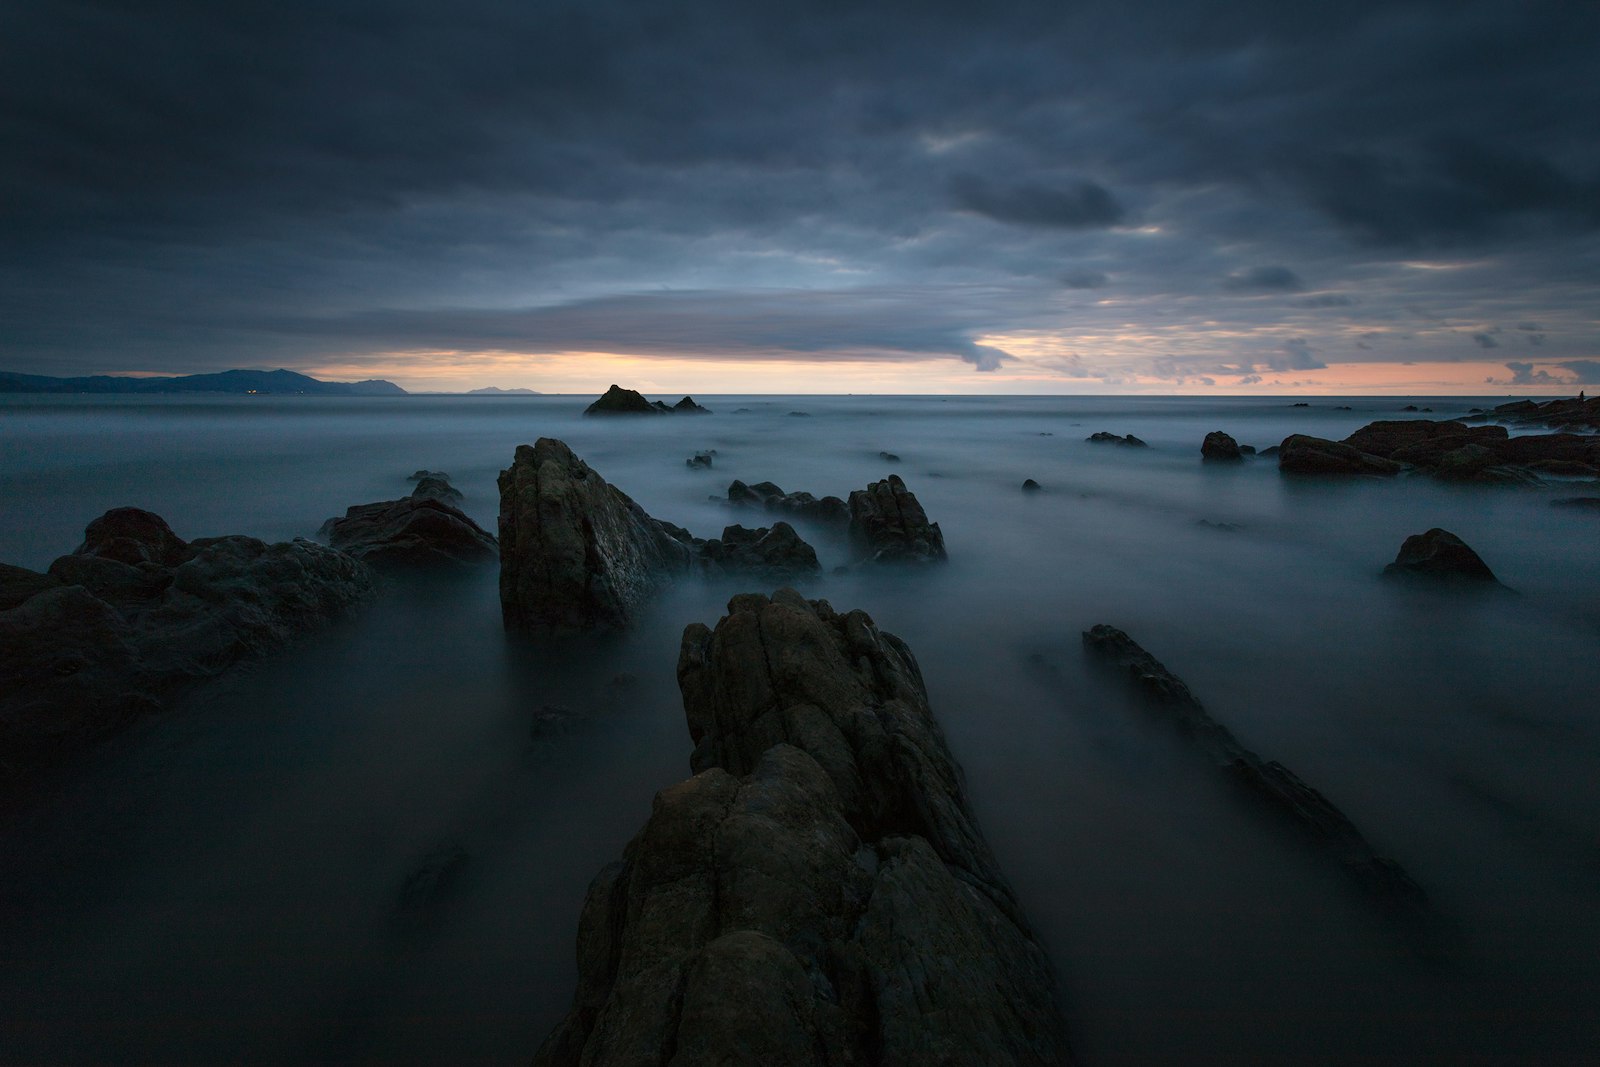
[0,368,406,396]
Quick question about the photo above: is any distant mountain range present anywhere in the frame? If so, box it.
[0,368,407,396]
[465,386,542,394]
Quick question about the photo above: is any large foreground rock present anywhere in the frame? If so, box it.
[499,439,693,632]
[1083,624,1426,916]
[2,509,373,779]
[320,476,496,567]
[847,474,947,563]
[535,591,1072,1066]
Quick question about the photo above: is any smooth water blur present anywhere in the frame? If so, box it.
[1,394,1597,1065]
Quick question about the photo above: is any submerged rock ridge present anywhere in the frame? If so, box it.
[534,590,1073,1066]
[320,475,496,568]
[847,474,947,564]
[1,508,373,781]
[499,439,694,632]
[1082,624,1427,915]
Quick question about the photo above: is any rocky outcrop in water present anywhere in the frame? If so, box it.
[1470,393,1600,432]
[499,439,694,632]
[697,523,820,580]
[1082,624,1427,915]
[1552,496,1600,511]
[584,385,713,415]
[320,476,496,567]
[1201,431,1243,461]
[534,590,1072,1066]
[848,474,947,564]
[727,480,850,527]
[1087,431,1147,447]
[1279,418,1599,482]
[1382,528,1503,585]
[1,509,373,780]
[1277,434,1404,476]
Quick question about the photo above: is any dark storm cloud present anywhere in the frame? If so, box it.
[1222,266,1304,293]
[950,175,1126,230]
[1,0,1596,382]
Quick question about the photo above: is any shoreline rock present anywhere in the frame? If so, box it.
[1382,528,1504,586]
[1201,431,1243,462]
[584,384,712,416]
[320,475,496,568]
[2,509,373,783]
[534,591,1073,1065]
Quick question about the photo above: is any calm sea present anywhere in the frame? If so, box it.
[2,394,1596,1064]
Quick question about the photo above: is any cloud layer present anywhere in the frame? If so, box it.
[2,1,1595,389]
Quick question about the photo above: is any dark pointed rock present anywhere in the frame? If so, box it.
[1023,478,1042,491]
[498,438,692,632]
[686,451,715,469]
[699,522,820,579]
[410,474,464,506]
[673,396,712,414]
[534,591,1073,1066]
[584,384,662,415]
[848,474,946,563]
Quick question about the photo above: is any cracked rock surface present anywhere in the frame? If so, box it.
[534,590,1071,1066]
[846,475,947,565]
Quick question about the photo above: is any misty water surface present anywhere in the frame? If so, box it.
[1,394,1597,1065]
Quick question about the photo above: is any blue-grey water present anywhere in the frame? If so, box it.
[1,394,1597,1065]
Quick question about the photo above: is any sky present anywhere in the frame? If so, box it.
[2,0,1597,394]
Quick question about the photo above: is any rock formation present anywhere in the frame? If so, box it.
[584,385,713,415]
[534,590,1073,1066]
[1201,431,1243,461]
[1086,431,1147,447]
[1278,418,1599,482]
[848,474,947,564]
[1382,528,1502,585]
[1277,434,1404,476]
[1082,624,1427,915]
[1469,393,1600,432]
[727,480,850,527]
[319,475,495,567]
[2,508,373,781]
[499,439,694,632]
[697,523,820,580]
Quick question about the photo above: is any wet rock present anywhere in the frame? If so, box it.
[848,474,947,564]
[1082,624,1427,915]
[727,480,850,527]
[878,451,901,462]
[1344,420,1508,462]
[1277,435,1403,476]
[1291,402,1309,407]
[686,451,715,470]
[1022,478,1042,491]
[1258,445,1281,457]
[410,474,464,506]
[320,493,496,568]
[673,396,712,414]
[1201,430,1242,461]
[1470,394,1600,432]
[1402,404,1420,412]
[699,523,820,579]
[2,514,373,780]
[0,563,62,611]
[584,384,662,415]
[1382,528,1502,584]
[787,411,810,417]
[1338,418,1599,483]
[1239,444,1257,455]
[1551,496,1600,510]
[499,438,693,632]
[1087,431,1147,446]
[534,592,1072,1066]
[1196,519,1241,532]
[408,469,450,482]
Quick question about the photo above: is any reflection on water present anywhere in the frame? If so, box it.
[1,394,1597,1064]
